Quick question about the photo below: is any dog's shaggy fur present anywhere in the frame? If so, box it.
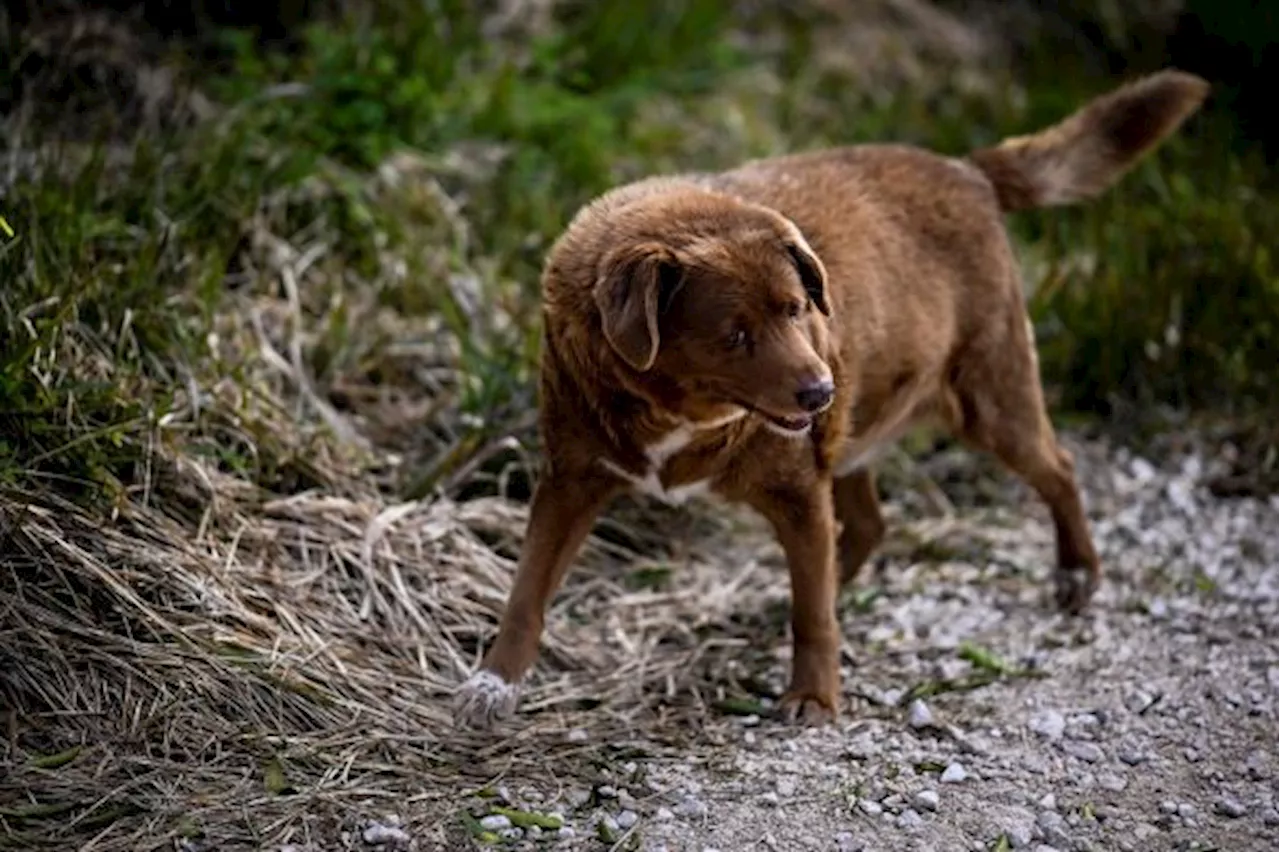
[456,70,1210,728]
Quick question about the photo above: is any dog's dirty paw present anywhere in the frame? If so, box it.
[454,670,520,729]
[779,690,838,726]
[1054,566,1100,615]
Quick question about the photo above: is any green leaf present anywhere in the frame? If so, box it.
[488,806,564,829]
[261,755,294,795]
[957,643,1015,675]
[30,745,82,769]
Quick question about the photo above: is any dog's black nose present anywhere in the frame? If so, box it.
[795,379,835,413]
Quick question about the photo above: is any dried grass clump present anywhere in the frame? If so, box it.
[0,433,810,851]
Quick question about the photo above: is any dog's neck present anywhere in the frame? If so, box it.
[602,374,746,456]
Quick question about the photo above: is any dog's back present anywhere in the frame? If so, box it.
[694,70,1209,435]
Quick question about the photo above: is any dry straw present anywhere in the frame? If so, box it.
[1,443,809,850]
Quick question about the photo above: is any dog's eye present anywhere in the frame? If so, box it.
[786,301,804,320]
[726,329,748,350]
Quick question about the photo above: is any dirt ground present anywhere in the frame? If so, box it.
[416,432,1278,852]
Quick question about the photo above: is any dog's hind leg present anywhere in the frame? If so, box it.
[832,469,886,586]
[947,322,1101,614]
[454,467,618,729]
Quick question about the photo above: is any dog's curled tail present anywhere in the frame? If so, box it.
[967,70,1210,213]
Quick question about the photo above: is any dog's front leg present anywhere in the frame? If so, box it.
[749,479,842,725]
[455,466,618,729]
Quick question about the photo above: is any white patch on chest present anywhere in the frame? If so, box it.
[599,409,745,505]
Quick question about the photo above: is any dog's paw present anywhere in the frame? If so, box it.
[778,689,838,726]
[1054,565,1100,615]
[454,670,520,730]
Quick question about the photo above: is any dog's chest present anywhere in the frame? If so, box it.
[600,423,723,505]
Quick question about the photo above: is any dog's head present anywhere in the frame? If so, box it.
[592,196,835,436]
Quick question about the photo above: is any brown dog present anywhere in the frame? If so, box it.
[455,70,1209,728]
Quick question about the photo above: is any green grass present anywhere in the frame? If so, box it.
[1,1,1275,507]
[1017,96,1277,423]
[0,1,748,502]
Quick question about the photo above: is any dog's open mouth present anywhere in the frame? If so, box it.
[764,413,813,434]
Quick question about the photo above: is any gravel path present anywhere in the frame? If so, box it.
[408,432,1278,852]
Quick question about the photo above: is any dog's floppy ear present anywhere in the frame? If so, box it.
[784,231,830,317]
[594,241,684,371]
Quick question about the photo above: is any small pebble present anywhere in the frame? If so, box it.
[557,826,576,840]
[498,827,522,841]
[1029,710,1066,742]
[361,823,411,847]
[1093,805,1119,823]
[913,789,939,812]
[1159,801,1178,815]
[908,699,934,729]
[566,728,588,743]
[1243,750,1271,781]
[674,796,708,819]
[1215,796,1247,818]
[1036,811,1070,847]
[616,810,638,829]
[1118,750,1148,766]
[478,814,511,831]
[859,799,884,816]
[896,808,924,830]
[760,791,780,807]
[597,785,617,799]
[1134,823,1160,841]
[1037,793,1057,811]
[1129,457,1157,482]
[1098,773,1128,792]
[846,735,880,760]
[1060,741,1103,763]
[835,831,861,852]
[655,807,674,822]
[1007,823,1034,848]
[941,762,967,783]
